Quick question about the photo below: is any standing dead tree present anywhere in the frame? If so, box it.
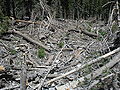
[20,45,28,90]
[105,0,120,33]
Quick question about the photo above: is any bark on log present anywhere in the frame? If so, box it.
[56,52,120,90]
[68,29,98,38]
[45,47,120,84]
[81,30,98,38]
[6,30,51,52]
[15,19,42,25]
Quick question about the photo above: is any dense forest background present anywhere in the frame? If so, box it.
[0,0,119,21]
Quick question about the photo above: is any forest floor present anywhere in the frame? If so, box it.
[0,18,120,90]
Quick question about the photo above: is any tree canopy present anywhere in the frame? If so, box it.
[0,0,118,20]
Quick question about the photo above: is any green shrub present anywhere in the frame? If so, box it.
[111,23,119,33]
[58,42,64,48]
[38,48,45,58]
[98,30,107,36]
[87,28,91,32]
[0,21,9,35]
[0,8,10,35]
[10,49,17,55]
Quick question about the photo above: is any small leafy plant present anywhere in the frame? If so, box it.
[87,28,92,32]
[58,42,64,48]
[98,30,107,36]
[38,48,45,58]
[10,49,17,55]
[111,23,119,33]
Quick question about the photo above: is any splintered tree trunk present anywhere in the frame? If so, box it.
[20,53,27,90]
[116,0,119,26]
[11,0,16,19]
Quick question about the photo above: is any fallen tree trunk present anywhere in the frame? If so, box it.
[9,17,43,25]
[45,47,120,84]
[81,29,98,38]
[88,73,115,89]
[6,30,50,52]
[56,52,120,90]
[15,19,42,25]
[68,29,98,38]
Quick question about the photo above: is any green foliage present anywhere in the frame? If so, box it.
[83,64,92,75]
[98,30,107,36]
[0,7,10,35]
[90,88,98,90]
[97,30,107,41]
[0,18,9,35]
[58,42,64,48]
[68,0,74,9]
[83,77,90,85]
[0,0,112,20]
[10,49,17,55]
[111,23,119,33]
[87,28,92,32]
[38,48,46,58]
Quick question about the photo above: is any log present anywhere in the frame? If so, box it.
[20,54,27,90]
[7,30,51,52]
[56,52,120,90]
[15,19,43,25]
[81,30,98,38]
[68,29,98,38]
[45,47,120,84]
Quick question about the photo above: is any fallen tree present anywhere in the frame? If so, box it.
[6,29,51,52]
[56,52,120,90]
[45,47,120,84]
